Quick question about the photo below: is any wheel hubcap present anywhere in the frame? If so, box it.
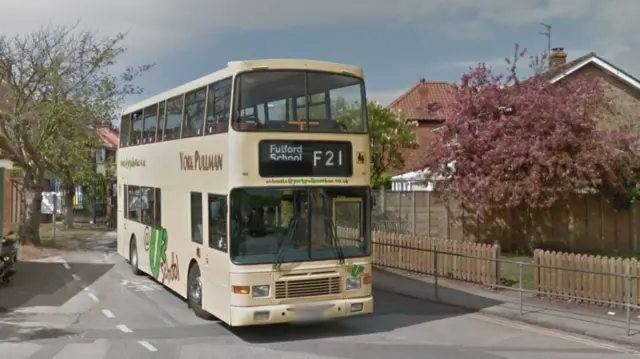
[190,275,203,305]
[131,247,137,268]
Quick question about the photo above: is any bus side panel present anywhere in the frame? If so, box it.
[156,188,190,299]
[202,248,231,324]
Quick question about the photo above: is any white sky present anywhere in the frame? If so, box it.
[1,1,638,108]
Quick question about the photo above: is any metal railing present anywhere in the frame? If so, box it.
[371,240,640,336]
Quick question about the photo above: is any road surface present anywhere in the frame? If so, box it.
[1,233,638,359]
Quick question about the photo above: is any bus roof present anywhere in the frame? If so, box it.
[123,58,365,115]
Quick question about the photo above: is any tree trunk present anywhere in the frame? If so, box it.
[63,182,75,229]
[19,171,45,246]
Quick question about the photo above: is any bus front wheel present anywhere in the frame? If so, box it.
[187,264,214,320]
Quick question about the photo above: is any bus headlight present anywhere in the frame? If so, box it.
[345,277,361,290]
[251,285,270,298]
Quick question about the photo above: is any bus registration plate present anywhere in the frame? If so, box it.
[293,306,328,321]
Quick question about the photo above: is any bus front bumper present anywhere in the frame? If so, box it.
[229,296,373,326]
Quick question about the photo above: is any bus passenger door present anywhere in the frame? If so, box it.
[201,194,231,323]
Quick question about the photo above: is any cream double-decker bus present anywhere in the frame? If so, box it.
[116,59,373,326]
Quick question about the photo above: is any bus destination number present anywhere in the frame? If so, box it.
[259,140,352,177]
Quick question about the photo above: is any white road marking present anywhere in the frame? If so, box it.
[116,324,133,333]
[138,340,158,352]
[87,293,100,302]
[471,313,640,355]
[83,287,91,292]
[63,262,71,270]
[71,274,81,281]
[102,309,115,318]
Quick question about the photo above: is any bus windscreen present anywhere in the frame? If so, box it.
[233,71,367,133]
[229,186,370,265]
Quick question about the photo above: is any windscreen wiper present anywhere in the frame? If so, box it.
[273,217,298,270]
[325,215,345,264]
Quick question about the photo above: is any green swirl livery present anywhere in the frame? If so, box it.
[149,227,168,279]
[351,264,365,278]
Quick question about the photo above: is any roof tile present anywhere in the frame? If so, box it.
[539,52,596,81]
[95,127,119,149]
[388,79,457,121]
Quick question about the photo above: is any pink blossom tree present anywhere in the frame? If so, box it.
[421,45,639,214]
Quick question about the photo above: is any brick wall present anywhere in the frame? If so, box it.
[570,64,640,131]
[399,121,442,173]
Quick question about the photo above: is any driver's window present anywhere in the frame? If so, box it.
[333,199,363,246]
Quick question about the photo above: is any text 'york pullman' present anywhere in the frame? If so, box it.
[179,151,223,171]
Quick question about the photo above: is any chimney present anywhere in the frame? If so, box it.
[549,48,567,69]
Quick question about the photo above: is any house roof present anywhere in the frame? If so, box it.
[388,79,456,121]
[95,127,119,149]
[544,52,640,91]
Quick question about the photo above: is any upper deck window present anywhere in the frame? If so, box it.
[119,114,131,147]
[233,70,367,133]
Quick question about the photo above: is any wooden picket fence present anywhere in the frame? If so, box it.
[337,227,501,285]
[534,249,640,307]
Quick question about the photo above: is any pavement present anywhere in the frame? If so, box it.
[0,232,639,358]
[374,267,640,347]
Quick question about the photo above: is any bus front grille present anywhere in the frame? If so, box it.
[275,277,341,299]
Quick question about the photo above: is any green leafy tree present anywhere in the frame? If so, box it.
[0,24,151,244]
[44,99,105,229]
[357,102,418,186]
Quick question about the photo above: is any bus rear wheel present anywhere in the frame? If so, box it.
[129,237,142,276]
[187,264,214,320]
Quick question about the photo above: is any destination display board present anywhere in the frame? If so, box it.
[258,140,353,177]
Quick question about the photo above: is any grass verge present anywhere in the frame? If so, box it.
[499,255,535,289]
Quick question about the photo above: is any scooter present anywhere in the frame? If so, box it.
[0,231,17,284]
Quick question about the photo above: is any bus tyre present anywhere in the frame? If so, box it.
[187,264,213,320]
[129,238,142,276]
